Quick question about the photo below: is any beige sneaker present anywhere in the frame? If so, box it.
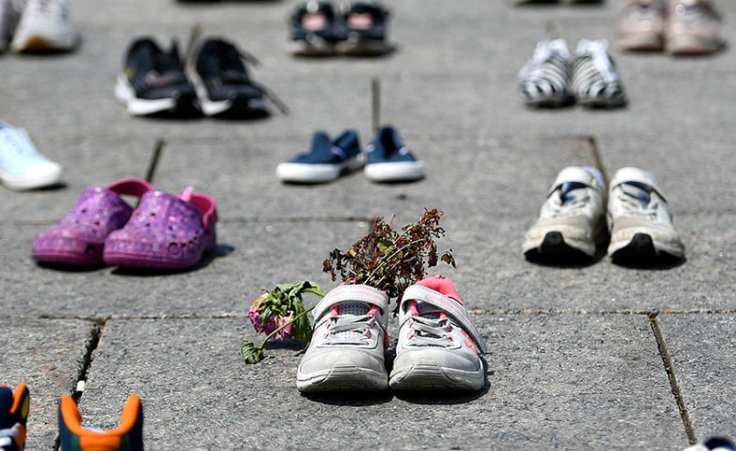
[523,166,606,260]
[666,0,723,55]
[607,167,685,262]
[617,0,666,51]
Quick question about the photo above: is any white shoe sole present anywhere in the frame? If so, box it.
[336,39,390,56]
[297,365,388,393]
[287,39,335,57]
[365,161,424,182]
[608,229,684,260]
[276,155,364,183]
[11,30,75,53]
[666,35,721,55]
[0,162,62,190]
[188,69,267,117]
[389,362,484,392]
[114,75,179,116]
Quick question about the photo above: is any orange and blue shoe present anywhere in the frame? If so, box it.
[0,384,30,451]
[58,394,144,451]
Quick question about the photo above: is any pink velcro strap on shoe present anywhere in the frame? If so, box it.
[312,284,388,322]
[105,178,153,198]
[189,192,218,234]
[400,285,487,353]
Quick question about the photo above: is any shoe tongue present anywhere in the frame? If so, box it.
[336,301,370,316]
[559,181,588,205]
[621,181,652,207]
[311,132,331,153]
[414,301,442,319]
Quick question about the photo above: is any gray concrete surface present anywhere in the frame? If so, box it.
[1,0,735,449]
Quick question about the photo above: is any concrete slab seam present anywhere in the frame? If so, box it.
[648,309,697,445]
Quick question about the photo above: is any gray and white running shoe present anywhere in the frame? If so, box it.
[297,284,389,393]
[572,39,627,108]
[10,0,77,53]
[607,167,685,262]
[518,38,573,107]
[523,166,607,260]
[390,276,486,392]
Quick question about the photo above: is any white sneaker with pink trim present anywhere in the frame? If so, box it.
[389,276,486,392]
[296,284,389,393]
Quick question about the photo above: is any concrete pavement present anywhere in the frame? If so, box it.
[1,0,736,448]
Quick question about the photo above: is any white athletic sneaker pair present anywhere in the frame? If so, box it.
[296,276,487,393]
[523,166,685,263]
[0,0,76,54]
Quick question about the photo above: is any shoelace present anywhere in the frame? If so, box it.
[216,43,290,114]
[407,315,454,348]
[323,314,376,345]
[614,182,662,221]
[547,184,592,218]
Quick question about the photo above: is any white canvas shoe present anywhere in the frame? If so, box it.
[10,0,77,53]
[0,122,62,190]
[607,167,685,262]
[389,277,486,392]
[523,166,606,260]
[296,284,389,393]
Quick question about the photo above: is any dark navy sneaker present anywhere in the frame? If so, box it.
[288,1,342,56]
[114,37,198,117]
[276,130,364,183]
[0,384,29,451]
[365,126,423,182]
[189,37,287,119]
[336,1,391,56]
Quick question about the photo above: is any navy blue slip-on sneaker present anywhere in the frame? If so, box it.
[336,1,391,56]
[365,126,423,182]
[288,1,342,56]
[114,37,199,117]
[189,37,287,119]
[276,130,364,183]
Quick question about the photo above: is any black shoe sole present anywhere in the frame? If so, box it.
[610,233,682,266]
[524,231,592,263]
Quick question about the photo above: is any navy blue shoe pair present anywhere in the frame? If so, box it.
[288,1,391,57]
[276,126,423,184]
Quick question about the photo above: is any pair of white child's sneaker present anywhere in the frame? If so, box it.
[296,276,486,393]
[523,166,685,263]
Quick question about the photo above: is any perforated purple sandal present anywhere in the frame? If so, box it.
[102,187,217,269]
[32,179,153,266]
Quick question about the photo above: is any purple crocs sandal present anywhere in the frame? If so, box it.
[102,186,218,269]
[32,179,153,266]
